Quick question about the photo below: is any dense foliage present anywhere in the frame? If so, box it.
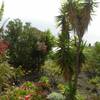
[4,19,54,70]
[85,42,100,73]
[0,1,99,100]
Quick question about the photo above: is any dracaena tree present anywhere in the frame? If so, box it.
[67,0,95,97]
[56,3,73,82]
[56,3,77,100]
[57,0,96,99]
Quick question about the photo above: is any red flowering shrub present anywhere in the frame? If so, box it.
[0,40,9,54]
[0,81,51,100]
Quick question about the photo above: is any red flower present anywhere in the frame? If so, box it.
[25,94,32,100]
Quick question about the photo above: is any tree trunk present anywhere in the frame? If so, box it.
[63,68,72,82]
[73,38,81,100]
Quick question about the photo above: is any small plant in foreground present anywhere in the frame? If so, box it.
[47,92,65,100]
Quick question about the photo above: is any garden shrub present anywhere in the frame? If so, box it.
[0,81,50,100]
[75,93,85,100]
[0,62,14,92]
[14,65,25,79]
[5,19,54,71]
[41,60,63,88]
[57,83,65,94]
[89,76,100,85]
[40,76,49,84]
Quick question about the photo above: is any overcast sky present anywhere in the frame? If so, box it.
[0,0,100,44]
